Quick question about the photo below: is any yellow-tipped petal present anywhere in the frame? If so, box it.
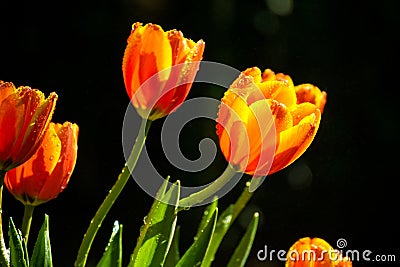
[290,102,318,125]
[270,110,320,174]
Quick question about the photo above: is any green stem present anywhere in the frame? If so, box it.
[74,119,151,267]
[22,205,35,244]
[0,171,9,267]
[178,164,237,208]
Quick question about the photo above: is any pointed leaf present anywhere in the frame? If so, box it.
[200,205,233,267]
[129,179,180,267]
[176,208,217,267]
[195,197,217,238]
[96,221,123,267]
[8,217,28,267]
[30,214,53,267]
[164,226,180,267]
[227,212,259,267]
[201,181,253,267]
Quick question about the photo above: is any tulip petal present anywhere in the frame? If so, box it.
[0,81,15,105]
[268,100,293,133]
[242,67,262,83]
[0,94,23,166]
[164,39,205,109]
[9,88,45,156]
[217,94,252,169]
[218,125,231,161]
[258,81,297,108]
[223,121,250,170]
[168,30,191,65]
[139,23,172,84]
[245,100,276,173]
[23,125,62,199]
[123,23,143,102]
[31,124,62,176]
[16,90,58,168]
[290,102,318,126]
[295,83,327,113]
[38,122,78,201]
[261,69,276,81]
[270,110,321,174]
[4,124,61,204]
[145,35,204,120]
[275,72,294,88]
[218,89,252,128]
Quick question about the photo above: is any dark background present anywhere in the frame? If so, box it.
[0,0,397,266]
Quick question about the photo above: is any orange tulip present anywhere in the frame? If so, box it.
[216,67,327,176]
[122,22,205,121]
[0,81,57,172]
[286,237,352,267]
[4,122,79,205]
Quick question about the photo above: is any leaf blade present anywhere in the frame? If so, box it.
[8,217,28,267]
[164,224,180,267]
[201,182,253,267]
[227,212,259,267]
[30,214,53,267]
[96,221,123,267]
[129,180,180,267]
[195,197,218,239]
[176,208,218,267]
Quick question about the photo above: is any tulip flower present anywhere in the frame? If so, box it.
[122,22,205,121]
[4,121,79,206]
[286,237,352,267]
[216,67,327,176]
[0,80,58,172]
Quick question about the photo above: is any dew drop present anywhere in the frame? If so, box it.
[222,214,232,225]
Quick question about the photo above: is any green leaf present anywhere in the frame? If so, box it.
[129,179,180,267]
[201,182,253,267]
[96,221,123,267]
[163,226,180,267]
[176,207,217,267]
[200,205,233,267]
[195,197,218,238]
[8,217,28,267]
[227,212,259,267]
[30,214,52,267]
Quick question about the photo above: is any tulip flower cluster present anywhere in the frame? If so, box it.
[0,81,79,205]
[1,21,345,267]
[0,80,79,205]
[0,80,78,265]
